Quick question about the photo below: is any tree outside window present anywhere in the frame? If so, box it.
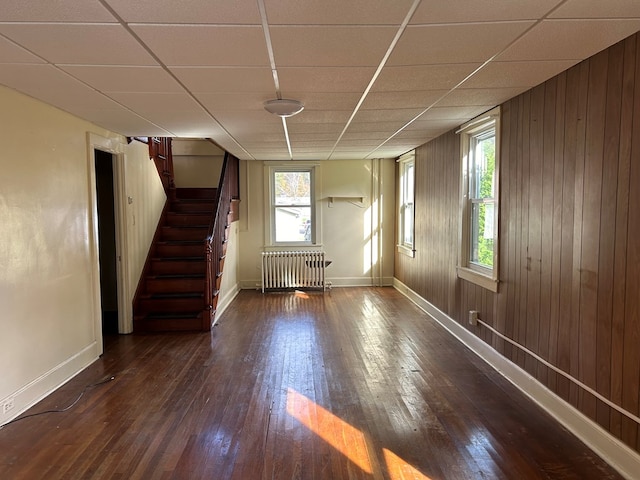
[457,107,500,292]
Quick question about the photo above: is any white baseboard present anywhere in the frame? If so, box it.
[393,278,640,480]
[0,342,100,427]
[215,283,241,322]
[239,276,394,290]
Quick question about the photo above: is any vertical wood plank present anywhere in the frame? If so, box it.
[610,34,635,440]
[539,77,557,386]
[526,84,544,378]
[596,42,624,430]
[579,49,608,420]
[569,60,590,408]
[557,62,580,403]
[548,71,567,393]
[517,92,531,370]
[621,33,640,450]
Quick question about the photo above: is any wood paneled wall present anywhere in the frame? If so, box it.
[395,32,640,452]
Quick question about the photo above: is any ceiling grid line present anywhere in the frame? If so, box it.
[0,0,638,159]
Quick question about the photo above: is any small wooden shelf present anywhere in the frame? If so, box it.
[328,196,366,207]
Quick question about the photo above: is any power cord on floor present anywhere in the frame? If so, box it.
[0,375,116,430]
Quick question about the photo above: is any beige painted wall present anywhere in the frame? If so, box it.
[238,159,395,288]
[0,85,165,424]
[172,139,224,188]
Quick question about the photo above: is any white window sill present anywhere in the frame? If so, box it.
[397,245,415,258]
[456,266,499,292]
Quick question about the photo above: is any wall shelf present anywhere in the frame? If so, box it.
[328,196,366,208]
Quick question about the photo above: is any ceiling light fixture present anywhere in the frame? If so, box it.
[264,99,304,117]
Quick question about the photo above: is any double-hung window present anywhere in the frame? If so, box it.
[397,151,415,257]
[458,107,500,291]
[267,166,317,245]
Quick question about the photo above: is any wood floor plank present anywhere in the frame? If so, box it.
[0,288,623,479]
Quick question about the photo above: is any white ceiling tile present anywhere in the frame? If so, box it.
[107,92,205,113]
[403,117,463,132]
[287,122,345,134]
[278,67,377,92]
[281,92,362,111]
[0,0,116,22]
[270,26,397,67]
[59,66,183,93]
[360,90,448,109]
[213,111,283,133]
[411,0,563,23]
[106,0,261,24]
[550,0,640,18]
[286,110,352,124]
[0,24,157,65]
[171,67,275,93]
[461,60,579,89]
[497,19,640,61]
[353,109,424,123]
[372,64,480,91]
[154,114,224,138]
[0,36,45,63]
[0,64,123,110]
[265,0,415,25]
[71,107,173,136]
[436,87,527,107]
[197,92,280,111]
[389,22,534,66]
[418,106,491,121]
[347,121,408,133]
[341,131,396,141]
[131,25,269,66]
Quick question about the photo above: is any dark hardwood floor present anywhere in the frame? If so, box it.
[0,288,622,479]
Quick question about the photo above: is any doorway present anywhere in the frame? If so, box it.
[94,149,119,334]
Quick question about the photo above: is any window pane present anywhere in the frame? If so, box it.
[274,171,310,205]
[470,201,494,268]
[470,134,495,200]
[403,203,413,245]
[275,206,311,242]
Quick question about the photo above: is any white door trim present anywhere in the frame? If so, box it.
[87,133,132,341]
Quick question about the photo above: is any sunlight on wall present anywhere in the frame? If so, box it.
[363,204,372,275]
[286,387,433,479]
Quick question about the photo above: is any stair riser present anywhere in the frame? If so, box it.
[134,317,204,333]
[146,278,205,293]
[170,202,215,213]
[166,213,212,226]
[150,261,205,275]
[161,227,208,241]
[138,297,203,313]
[156,244,204,257]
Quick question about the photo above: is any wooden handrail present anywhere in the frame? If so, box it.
[203,152,239,329]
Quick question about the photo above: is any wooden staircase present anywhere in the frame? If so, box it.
[133,188,217,332]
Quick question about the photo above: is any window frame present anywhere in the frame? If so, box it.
[264,164,319,247]
[457,107,500,292]
[397,151,416,258]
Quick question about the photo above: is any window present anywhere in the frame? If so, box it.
[266,166,317,245]
[458,107,500,291]
[397,151,415,257]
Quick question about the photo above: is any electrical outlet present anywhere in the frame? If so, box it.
[2,397,15,414]
[468,310,479,326]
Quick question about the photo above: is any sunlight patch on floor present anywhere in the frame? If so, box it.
[287,388,432,479]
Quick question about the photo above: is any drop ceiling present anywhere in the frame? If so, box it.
[1,0,639,161]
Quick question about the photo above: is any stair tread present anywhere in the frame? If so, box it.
[157,240,204,245]
[142,312,201,319]
[162,225,209,229]
[147,292,203,299]
[152,256,205,261]
[150,273,205,279]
